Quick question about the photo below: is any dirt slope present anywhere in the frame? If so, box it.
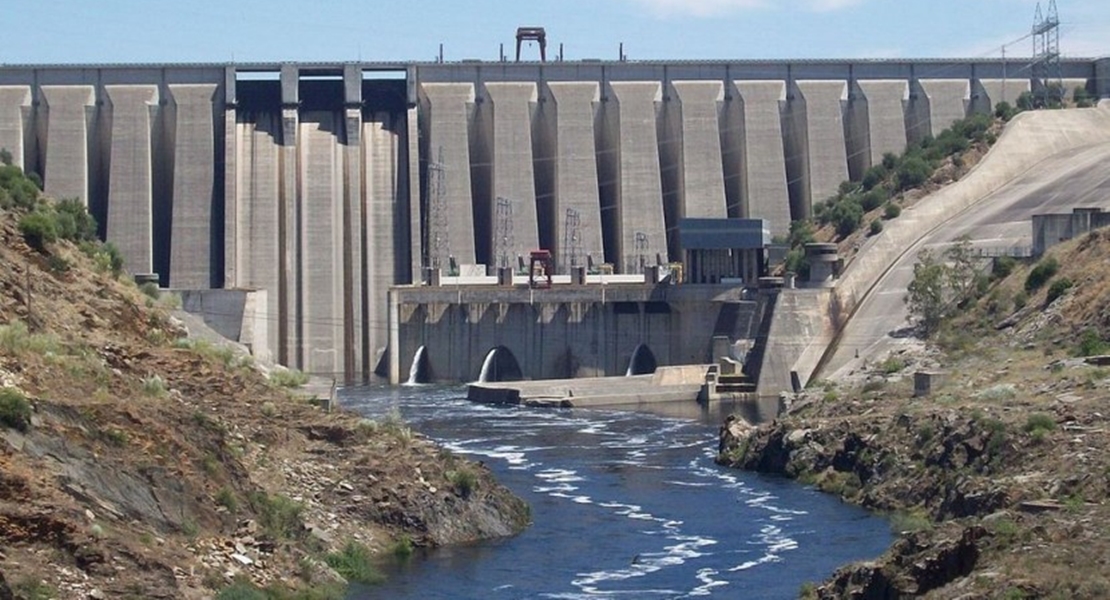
[720,228,1110,599]
[0,209,530,598]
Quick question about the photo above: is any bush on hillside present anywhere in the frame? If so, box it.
[896,156,931,191]
[883,202,902,220]
[1024,257,1059,293]
[0,388,32,432]
[1045,277,1073,304]
[19,211,58,252]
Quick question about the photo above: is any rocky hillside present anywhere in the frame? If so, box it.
[720,228,1110,598]
[0,193,530,596]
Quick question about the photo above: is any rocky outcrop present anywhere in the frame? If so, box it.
[819,526,986,599]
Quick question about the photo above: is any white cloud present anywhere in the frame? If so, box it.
[628,0,865,18]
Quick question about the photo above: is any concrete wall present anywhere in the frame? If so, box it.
[847,80,908,179]
[104,85,158,275]
[537,81,604,271]
[481,82,539,268]
[601,81,668,272]
[2,60,1103,380]
[168,84,219,288]
[390,284,759,383]
[785,80,849,214]
[732,80,791,234]
[0,86,30,168]
[39,85,95,205]
[419,83,477,267]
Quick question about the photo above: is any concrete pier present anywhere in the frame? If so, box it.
[233,112,283,366]
[299,112,345,375]
[0,86,30,169]
[365,113,401,373]
[104,85,158,275]
[480,82,539,268]
[168,84,219,288]
[536,81,604,272]
[39,85,95,205]
[419,83,477,267]
[600,81,667,273]
[909,79,970,142]
[973,79,1029,114]
[668,81,728,220]
[732,80,791,234]
[785,80,849,213]
[847,80,908,179]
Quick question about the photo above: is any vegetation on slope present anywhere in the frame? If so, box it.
[721,227,1110,598]
[0,162,530,598]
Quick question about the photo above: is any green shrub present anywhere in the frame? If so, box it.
[896,156,932,191]
[325,541,384,585]
[449,467,478,498]
[216,487,238,512]
[860,189,887,212]
[992,256,1016,280]
[994,101,1017,121]
[869,219,883,236]
[0,388,32,432]
[142,375,167,398]
[1024,257,1059,292]
[880,356,906,374]
[1045,277,1073,304]
[861,164,888,190]
[390,534,415,560]
[140,282,161,300]
[54,198,98,242]
[19,211,58,251]
[889,511,934,534]
[0,321,60,356]
[831,198,864,237]
[1023,413,1056,433]
[269,369,310,388]
[883,202,901,220]
[249,492,304,540]
[1013,291,1028,311]
[1076,329,1110,357]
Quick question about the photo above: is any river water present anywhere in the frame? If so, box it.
[341,386,891,599]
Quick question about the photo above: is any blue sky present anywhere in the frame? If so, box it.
[3,0,1106,64]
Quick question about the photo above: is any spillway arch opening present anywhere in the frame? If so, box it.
[477,346,524,383]
[625,344,658,376]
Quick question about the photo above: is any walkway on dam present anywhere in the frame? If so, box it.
[821,104,1110,380]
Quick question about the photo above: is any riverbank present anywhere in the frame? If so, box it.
[0,201,529,598]
[718,230,1110,598]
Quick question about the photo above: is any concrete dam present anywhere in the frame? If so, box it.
[0,58,1107,381]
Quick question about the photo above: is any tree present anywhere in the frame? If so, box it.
[904,236,979,336]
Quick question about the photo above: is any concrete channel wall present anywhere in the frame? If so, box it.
[0,59,1103,380]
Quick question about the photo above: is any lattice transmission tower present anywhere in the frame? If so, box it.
[1032,0,1062,103]
[494,196,515,270]
[426,147,450,271]
[562,208,582,272]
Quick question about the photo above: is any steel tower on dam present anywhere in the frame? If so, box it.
[0,58,1105,380]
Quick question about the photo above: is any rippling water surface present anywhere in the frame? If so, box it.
[342,386,890,599]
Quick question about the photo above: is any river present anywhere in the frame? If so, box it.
[341,385,891,599]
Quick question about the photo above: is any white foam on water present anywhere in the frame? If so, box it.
[665,480,714,488]
[689,567,729,596]
[536,468,585,483]
[728,553,783,572]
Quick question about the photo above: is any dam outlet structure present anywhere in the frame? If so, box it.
[0,58,1106,381]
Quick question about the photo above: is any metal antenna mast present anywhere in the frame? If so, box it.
[494,196,515,270]
[562,208,582,272]
[1032,0,1061,103]
[427,146,450,271]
